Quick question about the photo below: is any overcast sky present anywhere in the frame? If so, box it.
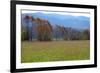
[22,10,90,17]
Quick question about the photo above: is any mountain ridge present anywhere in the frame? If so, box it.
[22,12,90,29]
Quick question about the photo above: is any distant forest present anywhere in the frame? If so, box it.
[21,15,90,41]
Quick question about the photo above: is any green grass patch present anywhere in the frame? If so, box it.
[21,40,90,63]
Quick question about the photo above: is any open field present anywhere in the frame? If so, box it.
[21,40,90,63]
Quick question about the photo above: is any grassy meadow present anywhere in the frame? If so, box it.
[21,40,90,63]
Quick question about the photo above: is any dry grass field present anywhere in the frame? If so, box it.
[21,40,90,63]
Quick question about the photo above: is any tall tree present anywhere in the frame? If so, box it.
[24,15,34,41]
[36,18,52,41]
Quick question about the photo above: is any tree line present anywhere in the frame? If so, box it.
[21,15,90,41]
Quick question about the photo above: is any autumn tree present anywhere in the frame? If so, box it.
[36,18,52,41]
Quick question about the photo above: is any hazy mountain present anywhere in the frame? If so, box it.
[22,12,90,29]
